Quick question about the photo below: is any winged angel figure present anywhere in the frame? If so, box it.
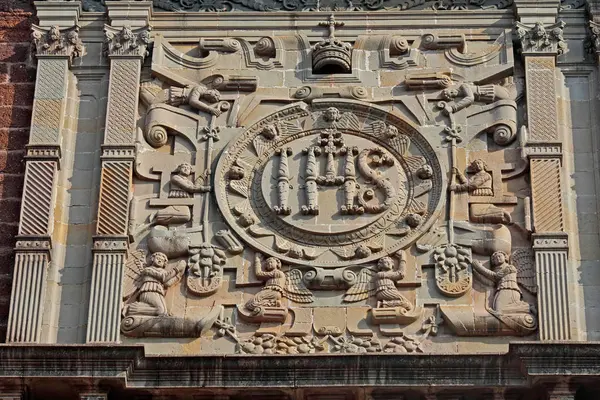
[343,250,413,313]
[245,254,314,313]
[122,250,186,317]
[471,249,536,315]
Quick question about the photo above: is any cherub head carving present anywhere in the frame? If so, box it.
[377,256,394,271]
[260,124,279,140]
[355,244,372,259]
[324,107,341,123]
[532,22,547,40]
[238,212,256,227]
[417,164,433,180]
[264,257,282,271]
[406,213,423,228]
[48,25,61,42]
[150,252,168,269]
[385,125,399,139]
[469,159,488,173]
[491,251,509,267]
[228,166,245,180]
[175,162,193,176]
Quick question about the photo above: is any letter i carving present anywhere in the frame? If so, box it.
[302,146,321,215]
[317,130,344,186]
[274,147,293,215]
[340,146,363,215]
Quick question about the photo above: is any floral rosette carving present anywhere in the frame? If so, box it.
[239,334,327,354]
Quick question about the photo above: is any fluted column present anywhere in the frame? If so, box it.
[514,8,571,340]
[6,7,84,342]
[85,3,151,343]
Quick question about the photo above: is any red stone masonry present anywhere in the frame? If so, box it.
[0,0,35,341]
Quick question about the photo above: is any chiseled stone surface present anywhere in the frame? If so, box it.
[3,0,600,397]
[121,11,539,353]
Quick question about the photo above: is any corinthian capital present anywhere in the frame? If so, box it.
[104,25,152,58]
[588,21,600,54]
[31,24,85,60]
[514,20,568,56]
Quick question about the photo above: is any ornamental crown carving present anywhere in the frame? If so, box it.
[514,21,568,56]
[312,15,353,74]
[31,25,85,60]
[104,25,152,58]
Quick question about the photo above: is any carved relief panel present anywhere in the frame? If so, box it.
[121,23,540,354]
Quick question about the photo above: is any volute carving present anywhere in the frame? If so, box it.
[588,21,600,54]
[31,25,85,60]
[514,21,568,55]
[104,25,152,58]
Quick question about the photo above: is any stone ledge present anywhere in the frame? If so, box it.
[0,343,598,388]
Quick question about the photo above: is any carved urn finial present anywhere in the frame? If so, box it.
[312,14,353,74]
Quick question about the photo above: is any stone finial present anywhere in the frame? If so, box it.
[104,25,152,58]
[319,14,344,39]
[31,24,85,60]
[514,20,568,56]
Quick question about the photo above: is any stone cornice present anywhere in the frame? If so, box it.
[511,342,600,376]
[34,0,81,29]
[1,343,600,388]
[147,10,515,40]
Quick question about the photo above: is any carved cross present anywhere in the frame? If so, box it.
[319,14,344,39]
[317,129,344,186]
[319,129,344,154]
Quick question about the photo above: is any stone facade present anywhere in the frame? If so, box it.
[2,0,600,398]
